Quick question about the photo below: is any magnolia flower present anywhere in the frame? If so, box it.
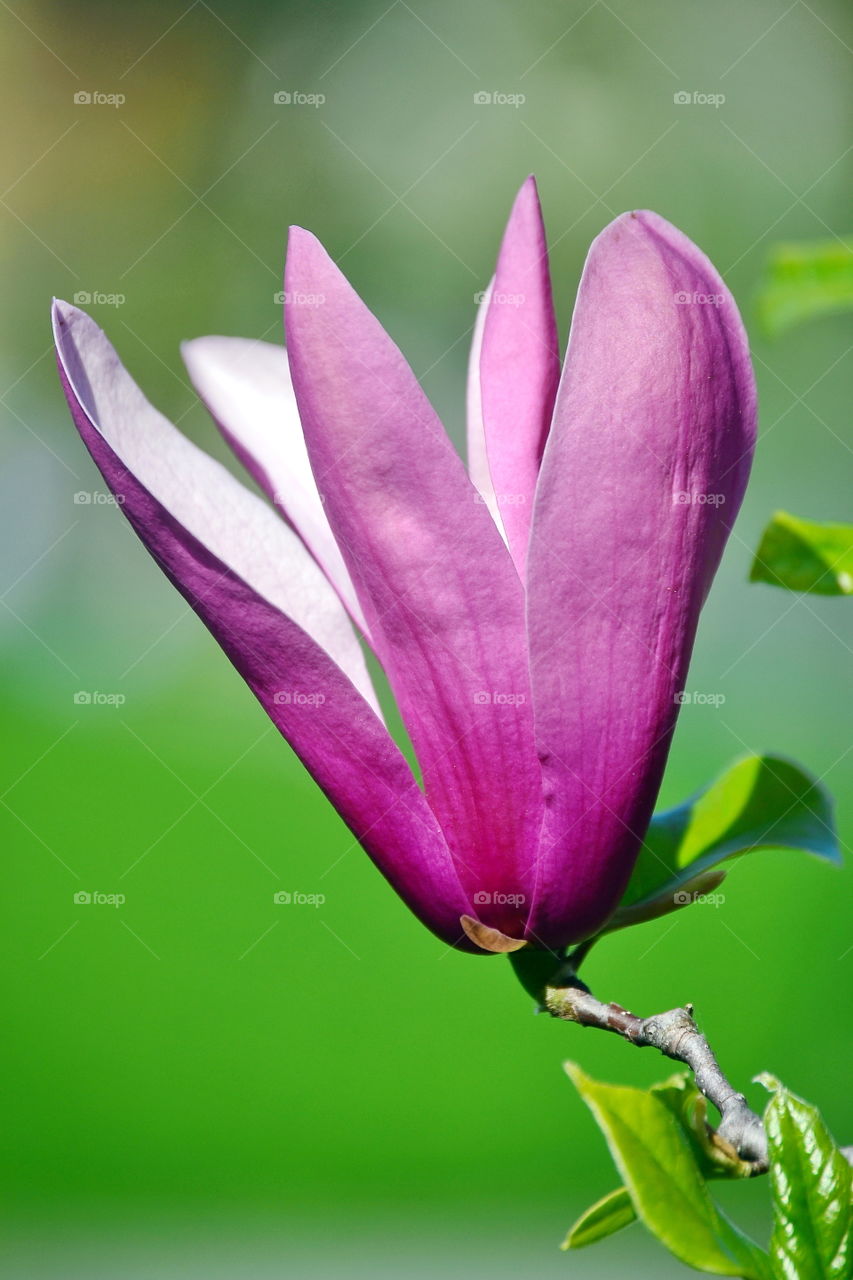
[53,178,755,955]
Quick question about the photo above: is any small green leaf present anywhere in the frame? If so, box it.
[756,238,853,336]
[751,511,853,596]
[757,1075,853,1279]
[567,1063,772,1277]
[610,754,839,929]
[562,1186,636,1250]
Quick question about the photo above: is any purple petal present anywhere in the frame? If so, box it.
[468,177,560,573]
[53,300,475,948]
[525,211,757,948]
[182,335,368,637]
[284,231,545,938]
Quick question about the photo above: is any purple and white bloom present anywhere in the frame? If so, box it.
[53,178,756,954]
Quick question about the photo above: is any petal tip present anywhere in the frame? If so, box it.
[510,173,544,222]
[51,296,75,330]
[51,298,93,353]
[285,225,337,298]
[286,224,323,258]
[180,335,211,370]
[52,298,78,356]
[629,208,685,242]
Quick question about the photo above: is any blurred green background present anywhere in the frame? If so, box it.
[1,0,851,1275]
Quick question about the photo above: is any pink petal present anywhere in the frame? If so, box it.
[182,335,368,637]
[469,177,560,573]
[525,211,757,947]
[53,300,475,947]
[284,231,545,938]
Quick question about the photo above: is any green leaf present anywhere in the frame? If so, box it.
[562,1186,636,1250]
[567,1063,772,1277]
[757,1075,853,1280]
[756,238,853,336]
[609,754,839,930]
[751,511,853,596]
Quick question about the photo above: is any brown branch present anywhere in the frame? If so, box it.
[544,978,768,1172]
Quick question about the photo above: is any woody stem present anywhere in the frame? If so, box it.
[543,978,768,1172]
